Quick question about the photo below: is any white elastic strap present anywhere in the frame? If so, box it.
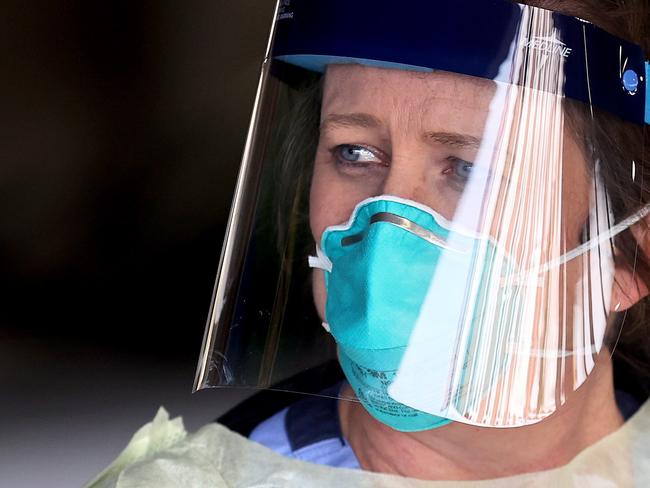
[519,203,650,279]
[506,342,600,358]
[308,246,333,272]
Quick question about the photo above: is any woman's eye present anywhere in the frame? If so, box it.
[444,157,474,180]
[334,144,383,165]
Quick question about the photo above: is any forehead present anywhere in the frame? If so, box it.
[322,65,497,125]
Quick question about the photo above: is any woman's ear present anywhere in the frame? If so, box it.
[610,221,650,312]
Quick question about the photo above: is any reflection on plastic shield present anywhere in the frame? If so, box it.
[385,7,621,426]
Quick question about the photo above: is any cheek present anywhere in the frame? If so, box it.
[309,158,368,321]
[309,158,366,242]
[309,166,332,243]
[312,269,327,320]
[309,163,341,322]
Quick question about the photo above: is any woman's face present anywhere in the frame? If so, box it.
[309,64,592,320]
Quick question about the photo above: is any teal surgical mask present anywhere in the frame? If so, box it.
[309,196,517,431]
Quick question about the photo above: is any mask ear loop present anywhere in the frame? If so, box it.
[308,247,333,333]
[510,203,650,282]
[509,153,649,282]
[308,246,332,272]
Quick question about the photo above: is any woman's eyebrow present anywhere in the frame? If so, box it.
[320,113,382,132]
[320,113,481,150]
[423,132,481,149]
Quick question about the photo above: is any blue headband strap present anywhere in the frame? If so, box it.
[273,0,648,125]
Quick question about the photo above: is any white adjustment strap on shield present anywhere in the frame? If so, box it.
[308,246,333,272]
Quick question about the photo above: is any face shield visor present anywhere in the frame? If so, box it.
[195,0,650,429]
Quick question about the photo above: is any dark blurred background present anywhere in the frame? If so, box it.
[1,1,275,485]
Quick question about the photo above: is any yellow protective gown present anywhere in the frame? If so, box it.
[87,402,650,488]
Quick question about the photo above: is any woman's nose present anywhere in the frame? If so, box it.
[380,152,439,210]
[379,149,460,219]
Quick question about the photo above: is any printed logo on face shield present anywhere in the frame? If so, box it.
[278,0,294,20]
[523,31,573,58]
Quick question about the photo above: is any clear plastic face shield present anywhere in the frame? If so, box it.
[195,0,650,429]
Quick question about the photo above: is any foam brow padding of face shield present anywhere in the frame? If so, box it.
[88,403,650,487]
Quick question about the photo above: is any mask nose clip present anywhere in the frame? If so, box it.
[341,211,468,253]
